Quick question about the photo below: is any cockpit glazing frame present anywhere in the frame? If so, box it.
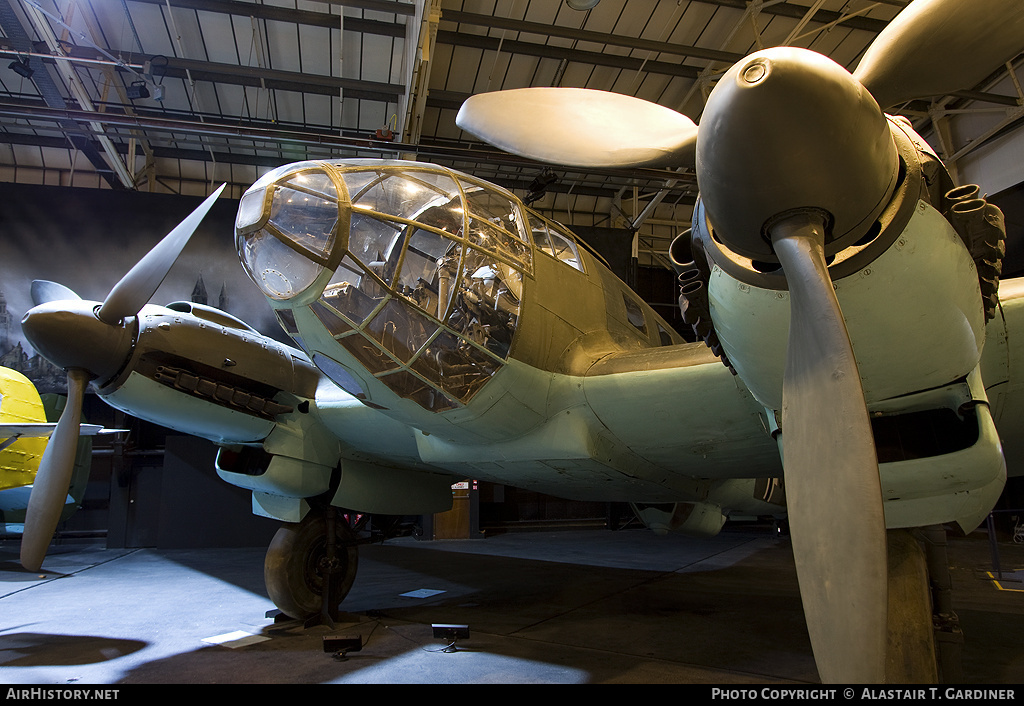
[236,160,535,413]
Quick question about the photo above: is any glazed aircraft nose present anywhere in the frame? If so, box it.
[21,300,135,384]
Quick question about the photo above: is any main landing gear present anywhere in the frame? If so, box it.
[884,527,962,683]
[264,506,359,626]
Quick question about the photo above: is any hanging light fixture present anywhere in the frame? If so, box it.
[8,57,33,79]
[126,80,150,99]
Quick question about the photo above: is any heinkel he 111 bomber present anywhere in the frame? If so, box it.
[15,0,1024,684]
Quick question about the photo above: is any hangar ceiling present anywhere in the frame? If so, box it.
[1,0,1022,267]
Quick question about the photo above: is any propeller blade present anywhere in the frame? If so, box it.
[21,368,89,572]
[97,184,226,324]
[457,87,697,168]
[770,214,888,684]
[31,280,81,306]
[854,0,1024,109]
[691,45,898,682]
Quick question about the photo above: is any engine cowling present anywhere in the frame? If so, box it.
[691,117,986,411]
[97,302,320,445]
[677,110,1006,531]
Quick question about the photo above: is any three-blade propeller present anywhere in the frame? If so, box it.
[456,0,1024,683]
[19,185,226,572]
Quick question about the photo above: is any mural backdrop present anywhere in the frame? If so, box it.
[0,181,284,393]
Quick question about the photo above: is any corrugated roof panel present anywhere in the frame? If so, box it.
[0,0,1017,263]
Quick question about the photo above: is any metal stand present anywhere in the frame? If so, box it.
[432,623,470,652]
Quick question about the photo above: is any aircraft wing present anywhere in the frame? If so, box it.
[0,423,106,439]
[0,423,123,455]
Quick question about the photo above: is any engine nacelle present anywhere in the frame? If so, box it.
[97,302,320,445]
[677,114,1008,532]
[685,118,987,411]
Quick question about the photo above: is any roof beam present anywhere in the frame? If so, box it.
[440,10,744,64]
[298,0,416,16]
[128,0,405,35]
[435,30,703,79]
[0,0,126,187]
[685,0,893,33]
[128,1,889,60]
[0,100,693,194]
[155,55,404,101]
[3,40,405,102]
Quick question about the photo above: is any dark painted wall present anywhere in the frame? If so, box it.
[991,181,1024,278]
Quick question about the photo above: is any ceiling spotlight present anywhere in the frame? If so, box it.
[525,169,558,205]
[9,58,33,79]
[126,81,150,100]
[566,0,601,9]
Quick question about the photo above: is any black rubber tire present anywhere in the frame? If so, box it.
[264,512,359,620]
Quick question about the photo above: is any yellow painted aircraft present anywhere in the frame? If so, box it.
[0,366,49,492]
[12,0,1024,683]
[0,366,103,529]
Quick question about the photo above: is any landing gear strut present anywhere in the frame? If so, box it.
[264,507,359,625]
[885,526,963,683]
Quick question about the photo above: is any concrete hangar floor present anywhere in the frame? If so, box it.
[0,524,1021,684]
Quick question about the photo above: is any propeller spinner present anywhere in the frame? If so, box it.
[19,185,226,572]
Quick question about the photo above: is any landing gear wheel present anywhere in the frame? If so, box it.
[264,509,359,622]
[885,528,942,682]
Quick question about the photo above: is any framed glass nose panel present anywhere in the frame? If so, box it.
[532,218,583,271]
[237,160,533,413]
[238,166,341,299]
[463,188,532,269]
[266,171,339,260]
[240,228,325,299]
